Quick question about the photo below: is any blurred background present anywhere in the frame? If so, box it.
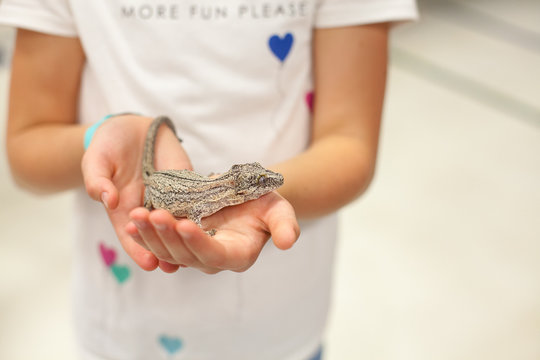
[1,0,539,359]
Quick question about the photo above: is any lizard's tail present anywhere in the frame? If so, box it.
[142,116,178,183]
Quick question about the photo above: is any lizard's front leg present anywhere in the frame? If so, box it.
[188,206,216,236]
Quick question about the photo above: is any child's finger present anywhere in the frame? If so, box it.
[130,208,173,262]
[126,221,150,250]
[263,194,300,250]
[158,260,181,273]
[119,232,159,271]
[177,219,229,270]
[81,155,119,209]
[127,242,160,271]
[149,210,200,267]
[87,176,118,209]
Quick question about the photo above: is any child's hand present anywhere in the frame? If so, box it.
[81,114,192,271]
[126,191,300,274]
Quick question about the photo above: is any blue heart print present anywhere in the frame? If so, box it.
[158,335,183,355]
[268,33,294,62]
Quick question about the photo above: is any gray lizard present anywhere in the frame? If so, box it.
[142,116,284,233]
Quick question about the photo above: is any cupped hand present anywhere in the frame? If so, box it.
[81,114,192,271]
[126,191,300,274]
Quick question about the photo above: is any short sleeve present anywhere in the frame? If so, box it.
[315,0,418,28]
[0,0,77,37]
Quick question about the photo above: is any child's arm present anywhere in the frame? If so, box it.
[274,23,390,218]
[6,29,86,192]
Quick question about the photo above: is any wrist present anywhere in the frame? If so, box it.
[83,112,141,150]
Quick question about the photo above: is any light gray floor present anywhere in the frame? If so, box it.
[1,1,539,359]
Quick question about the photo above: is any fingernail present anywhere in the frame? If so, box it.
[134,220,147,230]
[101,192,109,209]
[178,229,190,240]
[153,222,167,231]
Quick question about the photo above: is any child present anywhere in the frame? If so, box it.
[0,0,417,359]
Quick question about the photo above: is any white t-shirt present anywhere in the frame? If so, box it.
[0,1,417,359]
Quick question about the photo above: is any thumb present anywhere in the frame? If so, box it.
[81,152,119,210]
[264,194,300,250]
[271,218,300,250]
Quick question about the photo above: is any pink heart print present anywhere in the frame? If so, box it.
[305,91,314,112]
[99,242,117,267]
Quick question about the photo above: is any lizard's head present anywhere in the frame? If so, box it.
[232,162,284,200]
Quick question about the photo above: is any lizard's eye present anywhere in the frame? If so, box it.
[257,174,267,185]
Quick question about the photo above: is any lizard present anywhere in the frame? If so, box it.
[142,116,284,234]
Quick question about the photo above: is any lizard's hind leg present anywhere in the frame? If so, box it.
[188,209,216,236]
